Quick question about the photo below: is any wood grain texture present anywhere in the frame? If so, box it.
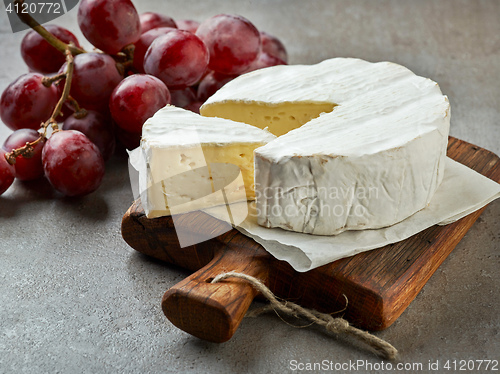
[121,137,500,342]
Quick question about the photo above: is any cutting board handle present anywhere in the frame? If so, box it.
[161,234,269,343]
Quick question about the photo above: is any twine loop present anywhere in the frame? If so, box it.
[211,271,398,360]
[325,317,350,334]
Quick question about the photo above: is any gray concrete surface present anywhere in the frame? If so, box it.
[0,1,499,373]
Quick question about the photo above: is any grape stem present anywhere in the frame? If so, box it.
[14,0,135,74]
[13,0,86,56]
[5,48,75,165]
[6,0,134,165]
[51,49,75,128]
[66,96,88,119]
[42,72,66,87]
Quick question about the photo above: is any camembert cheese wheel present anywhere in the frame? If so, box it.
[201,58,450,235]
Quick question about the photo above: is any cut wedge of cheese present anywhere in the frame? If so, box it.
[201,101,336,137]
[139,105,275,218]
[200,58,451,235]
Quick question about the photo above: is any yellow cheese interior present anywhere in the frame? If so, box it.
[201,102,336,136]
[201,143,258,198]
[146,143,261,218]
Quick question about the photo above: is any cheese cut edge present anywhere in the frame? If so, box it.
[139,105,276,218]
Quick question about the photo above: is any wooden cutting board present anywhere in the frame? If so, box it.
[121,137,500,343]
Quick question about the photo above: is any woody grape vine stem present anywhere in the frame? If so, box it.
[4,0,134,165]
[4,0,83,165]
[5,48,75,164]
[13,0,87,56]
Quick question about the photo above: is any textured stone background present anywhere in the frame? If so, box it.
[0,1,498,373]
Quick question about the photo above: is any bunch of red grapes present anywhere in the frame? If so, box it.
[0,0,288,197]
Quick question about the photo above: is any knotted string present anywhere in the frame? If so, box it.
[211,271,398,360]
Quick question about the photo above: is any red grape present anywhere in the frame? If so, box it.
[197,71,237,102]
[21,25,81,74]
[184,101,203,114]
[114,125,141,150]
[260,31,288,63]
[196,14,261,75]
[139,12,177,33]
[176,19,200,34]
[62,111,116,162]
[0,73,58,131]
[144,30,209,89]
[133,27,176,74]
[42,130,105,197]
[169,87,197,109]
[77,0,141,54]
[243,52,286,73]
[0,149,15,195]
[2,129,45,181]
[57,102,75,123]
[109,74,170,133]
[58,53,123,112]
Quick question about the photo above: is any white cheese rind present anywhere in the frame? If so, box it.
[202,58,451,235]
[139,105,276,218]
[142,104,276,147]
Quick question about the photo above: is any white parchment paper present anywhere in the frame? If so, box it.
[204,157,500,272]
[129,147,500,272]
